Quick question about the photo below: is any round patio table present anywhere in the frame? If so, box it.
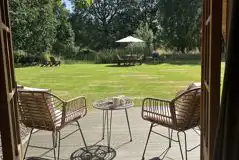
[93,97,133,152]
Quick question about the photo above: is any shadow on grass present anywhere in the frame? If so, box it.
[104,59,201,66]
[71,145,116,160]
[105,64,138,67]
[145,59,201,66]
[164,59,201,65]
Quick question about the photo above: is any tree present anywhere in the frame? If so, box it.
[71,0,140,50]
[52,0,75,57]
[157,0,202,53]
[134,23,154,56]
[10,0,57,55]
[138,0,160,34]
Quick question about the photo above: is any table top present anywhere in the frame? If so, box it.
[93,97,134,110]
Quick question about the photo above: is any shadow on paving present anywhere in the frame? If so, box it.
[26,145,116,160]
[149,158,162,160]
[26,157,51,160]
[71,145,116,160]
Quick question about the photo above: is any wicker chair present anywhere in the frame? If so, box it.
[49,56,61,66]
[17,89,88,160]
[141,86,201,160]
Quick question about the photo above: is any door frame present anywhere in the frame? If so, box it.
[0,0,21,159]
[201,0,223,159]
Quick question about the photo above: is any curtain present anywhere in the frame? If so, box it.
[213,0,239,159]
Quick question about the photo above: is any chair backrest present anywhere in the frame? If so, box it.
[50,56,56,63]
[18,90,64,131]
[117,54,123,60]
[137,55,144,60]
[173,87,201,130]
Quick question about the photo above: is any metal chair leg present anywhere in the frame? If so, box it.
[52,131,57,160]
[142,123,154,160]
[23,129,33,159]
[177,131,188,160]
[125,109,132,141]
[106,110,112,152]
[108,110,113,152]
[102,110,106,140]
[168,128,173,148]
[76,121,88,150]
[57,131,61,160]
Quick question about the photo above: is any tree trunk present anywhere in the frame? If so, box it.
[180,46,186,54]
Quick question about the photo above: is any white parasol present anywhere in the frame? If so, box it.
[116,36,144,43]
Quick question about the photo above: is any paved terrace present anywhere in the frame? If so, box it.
[24,107,200,160]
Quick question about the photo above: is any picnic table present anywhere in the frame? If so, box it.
[117,54,143,66]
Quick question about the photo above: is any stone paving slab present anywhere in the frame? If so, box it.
[24,107,200,160]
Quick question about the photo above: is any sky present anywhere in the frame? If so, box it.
[63,0,73,12]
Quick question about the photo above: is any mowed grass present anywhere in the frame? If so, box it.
[15,60,225,107]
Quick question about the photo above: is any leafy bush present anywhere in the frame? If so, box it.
[95,49,116,64]
[134,23,154,56]
[95,48,146,64]
[75,48,97,61]
[127,43,147,56]
[14,50,52,67]
[14,50,27,64]
[41,52,51,62]
[94,49,125,64]
[52,42,78,59]
[14,50,39,66]
[163,53,201,60]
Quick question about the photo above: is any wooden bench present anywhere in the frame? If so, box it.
[131,55,144,65]
[117,55,129,66]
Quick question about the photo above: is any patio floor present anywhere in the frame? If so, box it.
[25,107,200,160]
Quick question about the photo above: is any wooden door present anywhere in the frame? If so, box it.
[0,0,21,159]
[201,0,222,159]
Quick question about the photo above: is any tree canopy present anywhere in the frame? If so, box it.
[9,0,202,61]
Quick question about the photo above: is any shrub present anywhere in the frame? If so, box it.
[14,50,27,64]
[75,48,97,61]
[134,23,154,56]
[94,48,130,64]
[14,50,39,66]
[52,42,78,59]
[40,51,51,62]
[163,53,201,60]
[127,43,147,56]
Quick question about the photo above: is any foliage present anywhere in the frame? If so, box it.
[13,50,48,67]
[52,1,75,58]
[133,23,154,56]
[9,0,202,62]
[76,48,97,61]
[95,48,129,64]
[10,0,57,56]
[126,43,146,56]
[138,0,160,34]
[157,0,202,53]
[71,0,140,50]
[14,50,26,63]
[95,49,117,64]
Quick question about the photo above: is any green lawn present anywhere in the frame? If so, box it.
[15,60,225,107]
